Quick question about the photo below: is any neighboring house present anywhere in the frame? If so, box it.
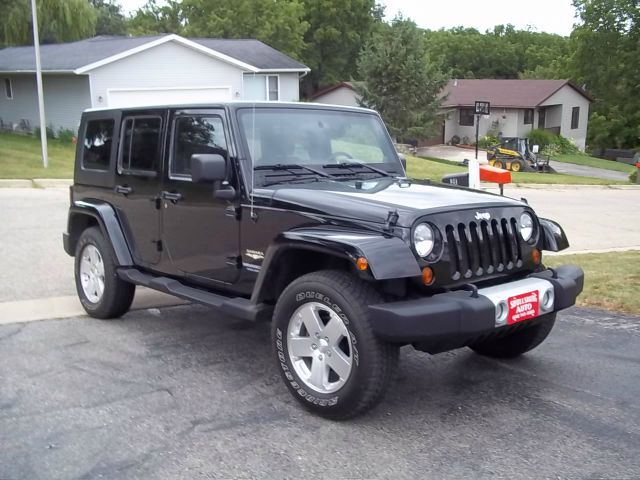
[441,79,593,151]
[0,34,309,132]
[309,82,361,107]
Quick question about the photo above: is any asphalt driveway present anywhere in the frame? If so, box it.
[1,305,639,479]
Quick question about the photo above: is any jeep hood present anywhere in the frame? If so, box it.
[258,178,525,227]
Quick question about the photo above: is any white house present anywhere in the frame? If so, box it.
[0,34,309,132]
[441,79,593,151]
[310,82,361,107]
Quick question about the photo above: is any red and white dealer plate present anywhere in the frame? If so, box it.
[507,290,540,325]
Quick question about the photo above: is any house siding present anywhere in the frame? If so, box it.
[444,107,523,143]
[313,86,361,107]
[0,73,90,132]
[88,41,301,106]
[540,85,590,150]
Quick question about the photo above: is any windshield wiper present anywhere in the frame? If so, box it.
[254,163,332,178]
[322,161,395,177]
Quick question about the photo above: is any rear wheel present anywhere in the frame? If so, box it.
[272,270,399,420]
[469,313,556,358]
[511,160,524,172]
[74,227,135,319]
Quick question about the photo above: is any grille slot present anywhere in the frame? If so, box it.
[447,216,523,281]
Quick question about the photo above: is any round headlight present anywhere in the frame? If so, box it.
[413,223,435,257]
[519,212,534,242]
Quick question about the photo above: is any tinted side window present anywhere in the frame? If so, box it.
[172,116,228,177]
[82,119,114,171]
[119,116,162,174]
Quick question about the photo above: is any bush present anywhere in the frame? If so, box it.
[57,128,76,143]
[477,134,499,149]
[541,144,562,158]
[554,135,580,154]
[527,128,556,149]
[631,169,638,183]
[33,125,55,139]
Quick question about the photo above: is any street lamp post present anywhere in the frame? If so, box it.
[30,0,48,168]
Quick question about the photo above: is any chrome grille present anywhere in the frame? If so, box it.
[446,218,523,281]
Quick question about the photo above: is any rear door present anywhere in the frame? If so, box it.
[159,108,241,286]
[111,110,165,267]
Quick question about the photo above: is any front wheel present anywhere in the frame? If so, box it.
[74,227,135,319]
[272,270,398,420]
[469,313,556,358]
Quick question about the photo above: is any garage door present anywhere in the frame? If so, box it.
[107,86,232,108]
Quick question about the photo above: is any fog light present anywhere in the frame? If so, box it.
[541,288,554,312]
[356,257,369,271]
[496,301,508,325]
[532,248,541,265]
[422,267,435,285]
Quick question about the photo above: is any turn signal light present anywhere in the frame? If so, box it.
[422,266,435,285]
[356,257,369,271]
[532,248,541,265]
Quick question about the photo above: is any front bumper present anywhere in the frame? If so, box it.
[368,264,584,350]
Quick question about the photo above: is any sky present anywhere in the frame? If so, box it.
[117,0,578,37]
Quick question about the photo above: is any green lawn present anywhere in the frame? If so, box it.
[545,250,640,315]
[0,132,75,179]
[555,153,636,174]
[407,155,628,185]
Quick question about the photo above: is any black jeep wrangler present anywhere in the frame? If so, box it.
[63,102,584,419]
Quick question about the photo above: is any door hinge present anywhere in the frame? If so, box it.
[225,255,242,268]
[225,205,242,220]
[152,239,163,252]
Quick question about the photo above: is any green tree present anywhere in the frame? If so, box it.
[571,0,640,148]
[180,0,308,59]
[127,0,185,36]
[1,0,96,46]
[90,0,126,36]
[357,17,448,140]
[301,0,383,94]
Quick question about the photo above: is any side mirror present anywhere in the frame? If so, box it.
[397,153,407,172]
[190,154,227,183]
[532,145,540,154]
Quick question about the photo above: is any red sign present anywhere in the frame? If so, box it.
[508,291,539,325]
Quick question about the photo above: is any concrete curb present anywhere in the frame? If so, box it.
[545,246,640,256]
[482,183,640,190]
[0,179,34,188]
[32,178,73,188]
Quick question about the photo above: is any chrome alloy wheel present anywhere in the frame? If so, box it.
[287,301,353,394]
[79,244,105,304]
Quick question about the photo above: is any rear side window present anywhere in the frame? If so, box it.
[172,116,228,177]
[82,119,114,171]
[119,116,162,174]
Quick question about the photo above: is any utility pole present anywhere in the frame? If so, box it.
[30,0,48,168]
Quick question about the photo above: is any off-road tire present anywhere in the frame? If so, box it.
[493,160,504,170]
[469,313,556,358]
[74,227,135,319]
[272,270,399,420]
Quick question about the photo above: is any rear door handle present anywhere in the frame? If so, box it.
[161,191,183,204]
[115,185,133,195]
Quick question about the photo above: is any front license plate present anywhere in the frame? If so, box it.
[507,290,540,325]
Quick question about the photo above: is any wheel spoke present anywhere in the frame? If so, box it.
[288,337,315,357]
[322,315,346,345]
[309,357,327,389]
[299,304,324,337]
[327,349,351,379]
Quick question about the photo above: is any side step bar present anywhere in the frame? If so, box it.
[118,268,273,322]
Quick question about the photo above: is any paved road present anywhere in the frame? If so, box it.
[1,305,639,479]
[419,145,630,181]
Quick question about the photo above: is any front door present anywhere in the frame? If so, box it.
[160,109,241,286]
[112,111,165,266]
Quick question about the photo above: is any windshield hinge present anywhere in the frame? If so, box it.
[383,209,399,235]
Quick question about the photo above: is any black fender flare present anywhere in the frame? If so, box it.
[64,200,134,266]
[250,228,421,303]
[538,217,569,252]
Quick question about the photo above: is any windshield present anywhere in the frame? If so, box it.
[237,108,400,185]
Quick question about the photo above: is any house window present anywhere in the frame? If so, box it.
[243,74,280,101]
[524,109,534,125]
[571,107,580,129]
[171,115,228,178]
[459,108,475,127]
[4,78,12,99]
[82,119,114,171]
[119,116,162,174]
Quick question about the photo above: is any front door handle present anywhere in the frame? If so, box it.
[161,191,183,204]
[115,185,133,195]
